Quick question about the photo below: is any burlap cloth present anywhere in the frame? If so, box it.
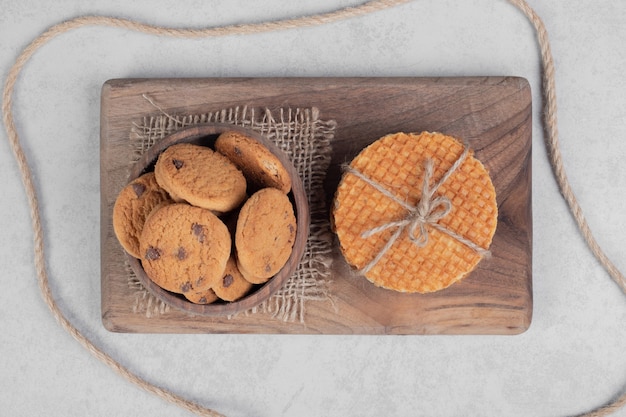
[125,105,336,322]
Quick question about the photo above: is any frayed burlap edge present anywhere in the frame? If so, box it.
[126,105,336,323]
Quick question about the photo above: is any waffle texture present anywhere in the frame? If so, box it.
[332,132,498,293]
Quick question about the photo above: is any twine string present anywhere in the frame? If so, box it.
[2,0,625,416]
[347,145,489,275]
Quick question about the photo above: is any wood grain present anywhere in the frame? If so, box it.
[100,77,532,334]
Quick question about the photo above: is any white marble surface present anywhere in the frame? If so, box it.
[1,1,626,416]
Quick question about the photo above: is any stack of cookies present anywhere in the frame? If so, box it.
[332,131,498,294]
[113,130,297,305]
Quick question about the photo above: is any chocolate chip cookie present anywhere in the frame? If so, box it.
[213,255,254,301]
[215,130,292,193]
[184,287,219,305]
[235,188,297,284]
[112,172,172,258]
[139,203,231,295]
[154,142,247,212]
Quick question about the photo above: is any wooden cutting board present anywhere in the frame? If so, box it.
[100,77,532,334]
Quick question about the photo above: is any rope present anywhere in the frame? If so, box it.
[1,0,624,416]
[504,4,626,416]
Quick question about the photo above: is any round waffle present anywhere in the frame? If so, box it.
[332,132,498,293]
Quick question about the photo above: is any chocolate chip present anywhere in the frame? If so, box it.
[196,276,206,287]
[198,297,207,304]
[172,159,184,169]
[132,183,146,198]
[234,146,242,156]
[192,223,206,243]
[180,282,191,293]
[177,247,187,260]
[145,246,161,260]
[265,264,271,273]
[223,274,234,288]
[288,224,295,234]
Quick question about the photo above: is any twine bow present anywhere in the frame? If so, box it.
[344,145,491,275]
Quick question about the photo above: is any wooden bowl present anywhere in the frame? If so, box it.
[125,123,309,316]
